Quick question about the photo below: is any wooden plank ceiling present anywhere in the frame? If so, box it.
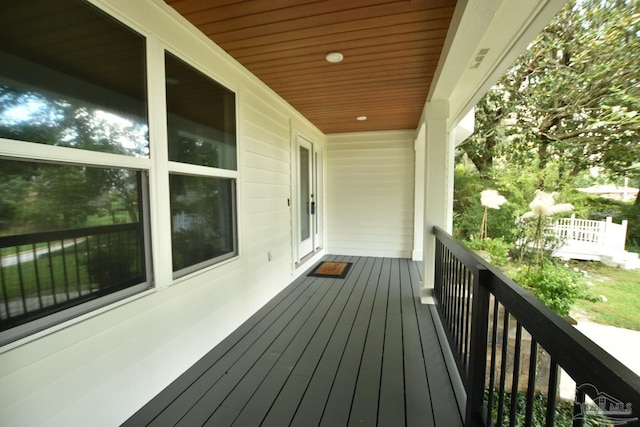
[165,0,457,134]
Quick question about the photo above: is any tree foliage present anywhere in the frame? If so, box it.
[0,86,145,233]
[461,0,640,198]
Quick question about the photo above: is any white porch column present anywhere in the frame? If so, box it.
[412,122,426,261]
[421,100,454,303]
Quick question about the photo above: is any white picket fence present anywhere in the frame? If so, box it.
[552,214,639,269]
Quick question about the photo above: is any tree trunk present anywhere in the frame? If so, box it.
[538,138,550,170]
[463,134,497,177]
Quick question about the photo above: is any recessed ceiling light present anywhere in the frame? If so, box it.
[325,52,344,63]
[357,116,367,121]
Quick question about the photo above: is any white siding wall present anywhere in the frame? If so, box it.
[0,1,325,425]
[327,131,416,258]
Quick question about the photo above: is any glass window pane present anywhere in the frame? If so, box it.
[170,174,236,273]
[300,146,310,241]
[0,0,148,157]
[166,52,237,170]
[0,159,147,334]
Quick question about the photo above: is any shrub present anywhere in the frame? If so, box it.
[464,237,512,267]
[85,234,144,290]
[564,190,626,221]
[511,215,567,266]
[513,263,597,316]
[485,389,607,427]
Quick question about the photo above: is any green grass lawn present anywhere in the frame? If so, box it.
[572,261,640,331]
[1,249,94,299]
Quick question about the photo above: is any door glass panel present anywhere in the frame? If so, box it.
[299,145,310,241]
[314,152,319,238]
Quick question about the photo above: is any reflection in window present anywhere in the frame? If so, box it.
[0,159,148,335]
[166,50,238,276]
[0,0,150,343]
[170,175,236,274]
[0,0,148,157]
[165,52,236,170]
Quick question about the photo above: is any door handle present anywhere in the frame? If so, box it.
[310,201,316,214]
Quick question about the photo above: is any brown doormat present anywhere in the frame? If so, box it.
[308,261,353,279]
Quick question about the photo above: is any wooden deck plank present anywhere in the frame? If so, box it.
[173,270,346,426]
[154,282,323,426]
[124,272,323,427]
[416,308,464,426]
[315,257,381,426]
[138,253,340,426]
[258,374,310,427]
[227,257,369,426]
[223,267,351,413]
[152,258,344,425]
[289,257,374,426]
[409,259,464,426]
[259,257,376,427]
[123,256,463,427]
[348,257,387,425]
[401,258,435,427]
[203,405,240,427]
[123,270,324,427]
[378,258,407,426]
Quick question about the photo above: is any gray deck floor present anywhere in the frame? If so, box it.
[123,256,464,427]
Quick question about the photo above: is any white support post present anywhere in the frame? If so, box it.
[421,100,453,304]
[412,123,426,261]
[601,217,612,250]
[146,35,174,289]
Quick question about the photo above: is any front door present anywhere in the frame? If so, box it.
[297,136,314,258]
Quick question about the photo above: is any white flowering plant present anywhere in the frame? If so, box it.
[479,189,507,240]
[520,190,574,219]
[511,191,597,316]
[516,190,573,270]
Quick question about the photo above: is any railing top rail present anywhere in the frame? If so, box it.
[433,226,640,406]
[0,222,141,248]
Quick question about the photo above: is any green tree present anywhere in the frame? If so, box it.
[461,0,640,192]
[461,89,513,177]
[0,86,146,231]
[25,165,97,229]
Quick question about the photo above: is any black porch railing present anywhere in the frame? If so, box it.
[0,223,146,333]
[433,226,640,427]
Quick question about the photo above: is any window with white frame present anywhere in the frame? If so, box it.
[0,0,150,343]
[164,52,238,276]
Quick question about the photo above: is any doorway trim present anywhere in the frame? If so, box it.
[292,131,323,266]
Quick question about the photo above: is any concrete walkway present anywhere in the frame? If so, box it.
[0,239,85,267]
[560,321,640,399]
[575,321,640,376]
